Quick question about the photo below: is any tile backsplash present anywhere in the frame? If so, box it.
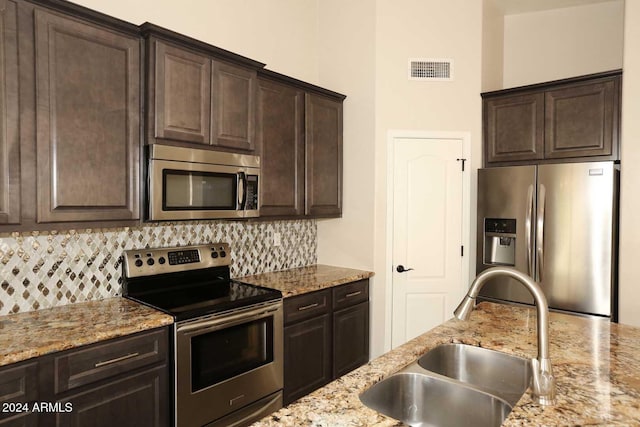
[0,220,316,315]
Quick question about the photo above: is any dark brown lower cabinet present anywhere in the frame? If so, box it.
[0,327,169,427]
[283,280,369,405]
[55,366,167,427]
[283,314,332,404]
[0,360,40,427]
[333,302,369,378]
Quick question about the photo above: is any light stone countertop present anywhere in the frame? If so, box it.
[237,264,374,297]
[0,297,173,367]
[251,302,640,426]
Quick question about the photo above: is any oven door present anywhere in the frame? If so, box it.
[175,301,283,427]
[148,158,259,221]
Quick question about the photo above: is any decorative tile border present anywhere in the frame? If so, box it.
[0,220,317,315]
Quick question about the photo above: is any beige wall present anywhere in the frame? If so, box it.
[315,0,376,268]
[618,1,640,326]
[482,0,505,92]
[371,0,483,355]
[503,1,624,87]
[314,0,378,351]
[71,0,320,83]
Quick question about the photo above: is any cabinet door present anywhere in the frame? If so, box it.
[0,0,19,225]
[55,365,169,427]
[0,413,38,427]
[544,78,619,159]
[283,314,331,405]
[153,40,211,144]
[333,302,369,378]
[257,78,304,216]
[211,61,256,151]
[34,10,140,222]
[484,93,544,164]
[0,361,39,426]
[305,94,343,217]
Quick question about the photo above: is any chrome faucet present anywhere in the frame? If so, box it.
[454,266,556,406]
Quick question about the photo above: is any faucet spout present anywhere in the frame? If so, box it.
[454,266,556,405]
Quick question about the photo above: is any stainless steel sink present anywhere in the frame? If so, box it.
[418,343,531,406]
[359,372,512,427]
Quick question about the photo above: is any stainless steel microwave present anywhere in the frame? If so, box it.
[147,144,259,221]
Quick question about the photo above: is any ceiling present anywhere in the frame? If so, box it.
[489,0,622,15]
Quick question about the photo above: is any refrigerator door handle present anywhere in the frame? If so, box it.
[525,185,534,277]
[536,184,546,282]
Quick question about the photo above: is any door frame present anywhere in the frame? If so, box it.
[384,130,471,351]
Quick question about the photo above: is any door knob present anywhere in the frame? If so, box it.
[396,265,414,273]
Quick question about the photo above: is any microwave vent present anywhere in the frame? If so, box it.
[409,58,453,81]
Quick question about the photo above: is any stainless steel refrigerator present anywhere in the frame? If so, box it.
[476,161,619,319]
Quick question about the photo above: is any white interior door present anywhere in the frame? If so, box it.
[391,136,464,348]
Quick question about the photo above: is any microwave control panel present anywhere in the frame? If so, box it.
[245,175,259,210]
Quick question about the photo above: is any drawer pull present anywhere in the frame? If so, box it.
[298,303,319,311]
[346,291,362,298]
[94,352,140,368]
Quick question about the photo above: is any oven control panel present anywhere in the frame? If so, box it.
[122,243,231,278]
[168,249,200,265]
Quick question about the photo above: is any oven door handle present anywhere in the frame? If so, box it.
[176,303,281,334]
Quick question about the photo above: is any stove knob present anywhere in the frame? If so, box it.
[220,251,227,258]
[134,259,143,268]
[211,252,219,259]
[147,258,155,266]
[158,257,166,265]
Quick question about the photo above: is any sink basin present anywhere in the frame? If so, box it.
[359,372,512,427]
[418,343,531,406]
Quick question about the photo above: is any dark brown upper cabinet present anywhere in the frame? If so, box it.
[0,2,347,230]
[484,93,544,163]
[143,24,262,152]
[0,0,20,225]
[257,76,305,217]
[483,70,621,166]
[212,61,256,151]
[153,41,211,145]
[544,78,618,159]
[305,93,343,217]
[257,70,345,219]
[34,7,141,223]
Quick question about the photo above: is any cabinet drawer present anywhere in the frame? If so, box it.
[54,328,168,394]
[333,280,369,311]
[284,290,330,325]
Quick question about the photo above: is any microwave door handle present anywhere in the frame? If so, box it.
[238,172,247,209]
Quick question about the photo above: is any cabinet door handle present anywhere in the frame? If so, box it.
[346,291,362,298]
[94,352,140,368]
[298,303,319,311]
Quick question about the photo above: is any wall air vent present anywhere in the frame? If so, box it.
[408,58,453,81]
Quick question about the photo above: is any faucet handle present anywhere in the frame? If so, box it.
[531,358,556,406]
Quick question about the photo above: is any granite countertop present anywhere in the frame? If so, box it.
[0,297,174,367]
[238,264,374,297]
[252,302,640,426]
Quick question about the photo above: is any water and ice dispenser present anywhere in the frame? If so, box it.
[483,218,516,266]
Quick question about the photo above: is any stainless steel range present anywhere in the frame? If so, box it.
[122,243,283,427]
